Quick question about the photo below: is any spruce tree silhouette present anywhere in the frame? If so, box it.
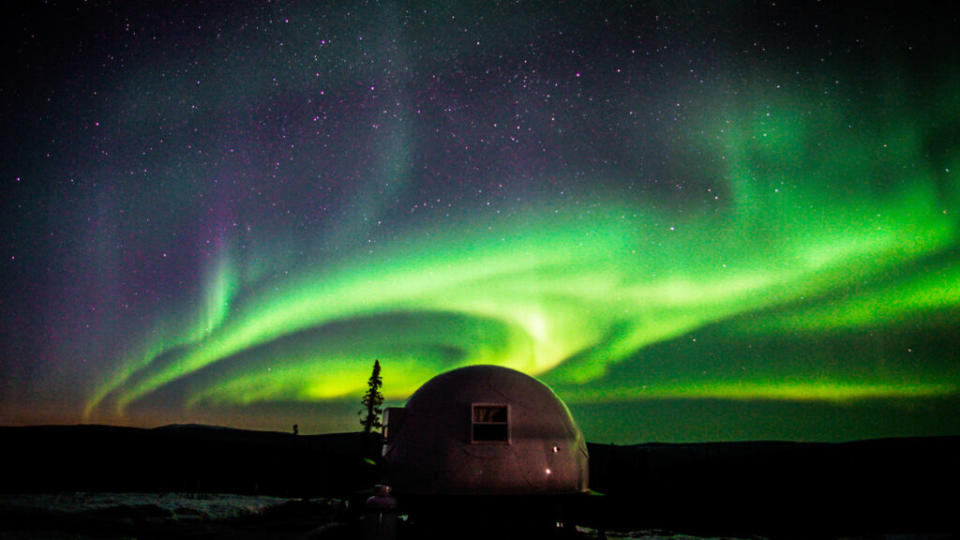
[360,360,384,434]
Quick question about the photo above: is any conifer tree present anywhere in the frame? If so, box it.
[360,359,384,434]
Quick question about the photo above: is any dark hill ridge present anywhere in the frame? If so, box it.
[2,425,958,535]
[584,436,960,536]
[2,424,381,496]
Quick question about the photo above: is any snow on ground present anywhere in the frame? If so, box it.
[0,494,949,539]
[0,491,297,522]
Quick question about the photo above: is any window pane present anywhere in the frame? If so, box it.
[471,404,509,443]
[473,405,507,422]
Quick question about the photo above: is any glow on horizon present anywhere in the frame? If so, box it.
[568,380,958,404]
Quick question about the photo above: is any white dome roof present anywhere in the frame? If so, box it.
[384,365,588,495]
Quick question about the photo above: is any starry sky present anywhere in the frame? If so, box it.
[2,1,959,443]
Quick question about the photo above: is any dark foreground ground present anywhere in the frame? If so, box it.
[2,425,958,539]
[0,493,337,539]
[0,491,956,540]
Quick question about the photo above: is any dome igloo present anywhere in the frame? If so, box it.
[382,365,589,495]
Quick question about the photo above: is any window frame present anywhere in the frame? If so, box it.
[470,403,511,444]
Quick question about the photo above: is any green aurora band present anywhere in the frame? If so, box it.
[86,79,960,423]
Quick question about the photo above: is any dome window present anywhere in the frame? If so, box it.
[471,403,510,443]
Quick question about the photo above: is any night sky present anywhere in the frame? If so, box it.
[2,1,959,443]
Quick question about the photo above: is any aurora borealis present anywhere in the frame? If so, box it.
[2,1,959,443]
